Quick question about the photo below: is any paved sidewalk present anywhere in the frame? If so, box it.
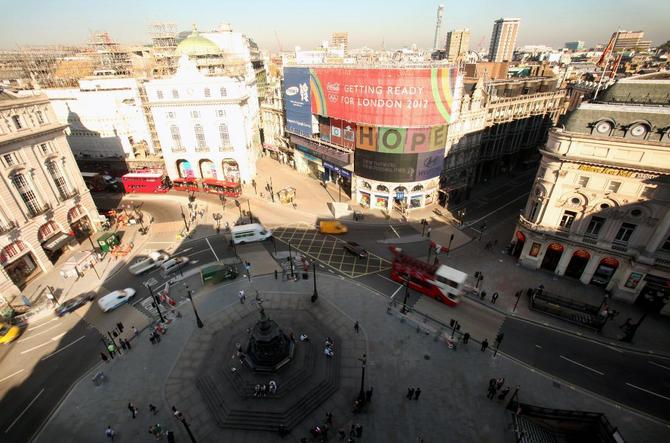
[34,273,669,442]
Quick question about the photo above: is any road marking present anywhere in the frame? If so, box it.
[649,360,670,371]
[4,388,44,433]
[376,274,400,286]
[466,193,528,227]
[390,285,403,300]
[17,324,62,342]
[20,333,66,354]
[625,382,670,401]
[27,317,58,331]
[559,355,604,375]
[205,237,219,261]
[389,225,400,238]
[0,369,24,384]
[603,344,624,353]
[41,336,86,361]
[535,345,543,349]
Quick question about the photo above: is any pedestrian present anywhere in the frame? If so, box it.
[487,385,496,400]
[325,411,333,425]
[350,424,356,438]
[498,386,511,400]
[132,326,138,338]
[365,387,373,402]
[149,404,159,415]
[172,406,183,421]
[100,352,109,363]
[120,339,127,351]
[491,292,499,304]
[149,333,156,345]
[480,290,487,301]
[407,387,415,399]
[495,377,505,391]
[414,387,422,400]
[462,332,470,344]
[239,290,246,304]
[105,425,115,441]
[338,429,346,439]
[128,402,138,418]
[354,321,359,333]
[125,338,132,350]
[355,423,363,437]
[166,430,175,443]
[427,227,432,238]
[154,331,161,343]
[481,339,489,352]
[107,343,116,356]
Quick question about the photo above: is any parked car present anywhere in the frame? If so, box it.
[97,288,136,312]
[0,322,21,344]
[54,292,96,317]
[343,241,368,259]
[128,251,170,275]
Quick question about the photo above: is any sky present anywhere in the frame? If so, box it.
[0,0,667,51]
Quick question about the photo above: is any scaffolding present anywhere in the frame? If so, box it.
[150,22,178,77]
[0,46,95,88]
[89,31,132,76]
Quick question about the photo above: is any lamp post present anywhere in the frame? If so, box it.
[144,283,166,323]
[288,242,294,278]
[219,194,226,214]
[479,222,487,241]
[178,416,197,443]
[401,276,410,314]
[357,354,367,403]
[235,199,242,219]
[311,262,318,303]
[184,284,204,328]
[247,199,253,223]
[179,204,189,232]
[447,234,454,256]
[269,177,275,203]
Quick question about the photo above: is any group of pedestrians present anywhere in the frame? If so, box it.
[149,323,166,345]
[486,377,513,401]
[406,387,422,400]
[105,403,184,441]
[100,323,136,362]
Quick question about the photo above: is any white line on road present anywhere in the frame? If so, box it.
[390,285,403,300]
[0,369,24,384]
[205,237,219,261]
[649,360,670,371]
[17,324,62,342]
[376,274,400,286]
[466,193,528,227]
[535,345,543,349]
[625,382,670,401]
[20,332,66,354]
[389,225,400,238]
[5,388,44,433]
[559,355,605,376]
[27,317,58,331]
[41,336,86,361]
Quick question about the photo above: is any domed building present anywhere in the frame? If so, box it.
[174,28,229,77]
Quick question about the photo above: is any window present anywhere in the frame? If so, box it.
[607,181,621,193]
[12,115,22,130]
[585,216,605,237]
[172,89,179,99]
[577,176,589,187]
[204,88,211,97]
[46,160,71,200]
[190,111,199,118]
[220,87,227,97]
[219,123,231,147]
[662,236,670,252]
[167,112,175,119]
[559,210,577,229]
[537,166,546,178]
[36,111,45,124]
[157,90,164,99]
[630,209,642,217]
[217,110,225,117]
[3,153,15,166]
[641,186,655,198]
[170,125,182,150]
[11,173,42,216]
[39,143,51,155]
[614,223,636,243]
[570,197,581,205]
[528,201,540,222]
[194,124,206,150]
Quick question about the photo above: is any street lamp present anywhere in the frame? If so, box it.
[357,354,367,403]
[219,194,226,214]
[401,276,410,314]
[269,177,275,203]
[144,283,166,323]
[179,204,189,232]
[235,199,242,219]
[447,234,454,256]
[184,284,204,328]
[247,199,253,223]
[287,242,295,278]
[479,222,487,241]
[311,262,318,303]
[176,413,197,443]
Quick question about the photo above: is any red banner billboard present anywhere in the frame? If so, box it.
[309,67,458,127]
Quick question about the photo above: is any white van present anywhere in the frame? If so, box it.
[160,256,190,277]
[231,223,272,245]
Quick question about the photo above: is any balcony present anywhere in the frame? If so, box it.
[611,241,628,252]
[59,188,79,202]
[171,146,186,153]
[0,220,17,234]
[582,235,599,245]
[219,145,235,152]
[195,146,210,152]
[28,202,52,218]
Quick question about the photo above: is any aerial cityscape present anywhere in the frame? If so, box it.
[0,1,669,442]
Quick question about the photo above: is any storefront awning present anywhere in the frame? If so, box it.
[42,232,71,252]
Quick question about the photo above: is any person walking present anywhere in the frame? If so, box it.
[406,387,415,399]
[120,339,127,352]
[495,377,505,391]
[132,326,138,338]
[462,332,470,344]
[481,339,489,352]
[426,227,432,238]
[149,404,159,415]
[414,387,422,400]
[128,402,138,419]
[498,386,511,400]
[100,352,109,363]
[172,406,184,421]
[154,331,161,343]
[124,338,132,350]
[149,333,156,345]
[325,411,333,425]
[239,290,246,304]
[107,343,116,357]
[354,321,360,333]
[480,290,487,301]
[487,384,496,400]
[491,292,499,304]
[365,387,373,402]
[105,426,115,441]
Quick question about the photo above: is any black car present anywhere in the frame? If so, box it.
[55,292,96,317]
[342,241,368,259]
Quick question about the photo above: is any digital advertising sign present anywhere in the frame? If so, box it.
[283,67,313,136]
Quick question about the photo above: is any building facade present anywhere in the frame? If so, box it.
[0,89,98,296]
[565,41,585,51]
[489,18,520,63]
[331,33,349,54]
[513,75,670,313]
[445,29,470,63]
[612,30,651,52]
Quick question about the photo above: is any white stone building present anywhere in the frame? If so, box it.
[0,89,98,296]
[514,74,670,312]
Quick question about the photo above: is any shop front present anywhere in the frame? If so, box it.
[1,241,41,289]
[635,274,670,313]
[295,147,323,181]
[68,205,93,241]
[322,161,352,197]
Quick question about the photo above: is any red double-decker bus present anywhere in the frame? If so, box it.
[201,179,242,197]
[172,178,200,192]
[121,172,169,193]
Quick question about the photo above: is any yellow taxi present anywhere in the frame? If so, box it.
[0,322,21,344]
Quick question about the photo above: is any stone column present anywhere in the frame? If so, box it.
[579,252,602,285]
[554,245,575,276]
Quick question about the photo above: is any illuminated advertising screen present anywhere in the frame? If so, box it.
[354,150,417,183]
[309,67,458,127]
[283,67,313,136]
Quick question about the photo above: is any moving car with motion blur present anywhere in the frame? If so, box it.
[97,288,136,312]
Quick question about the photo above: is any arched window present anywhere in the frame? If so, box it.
[219,123,231,148]
[194,124,206,150]
[376,185,389,192]
[170,125,182,150]
[46,160,72,200]
[11,173,42,216]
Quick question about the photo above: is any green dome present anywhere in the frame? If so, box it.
[175,30,220,56]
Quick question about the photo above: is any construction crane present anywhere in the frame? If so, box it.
[274,30,283,52]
